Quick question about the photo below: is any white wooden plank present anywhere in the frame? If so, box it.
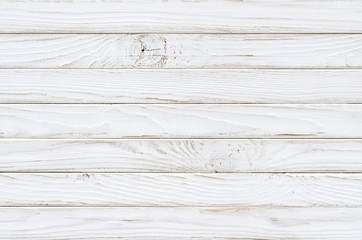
[0,173,361,207]
[1,69,362,103]
[1,34,361,68]
[1,0,362,33]
[1,104,362,138]
[1,139,362,173]
[1,207,362,239]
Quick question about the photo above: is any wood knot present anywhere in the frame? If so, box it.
[130,34,168,68]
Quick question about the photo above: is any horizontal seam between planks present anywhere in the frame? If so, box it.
[2,172,361,174]
[0,138,361,140]
[0,104,360,105]
[1,138,362,140]
[1,172,362,174]
[1,68,361,71]
[1,103,362,105]
[2,68,362,70]
[2,138,362,140]
[0,206,361,208]
[2,33,362,35]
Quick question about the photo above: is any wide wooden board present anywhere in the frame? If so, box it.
[0,173,361,207]
[1,207,362,239]
[1,139,362,172]
[1,34,361,68]
[1,0,362,33]
[1,104,362,138]
[1,69,362,103]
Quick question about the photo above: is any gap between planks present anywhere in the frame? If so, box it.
[4,33,362,35]
[1,172,362,174]
[2,68,362,70]
[0,206,360,208]
[2,67,362,69]
[2,138,362,140]
[2,103,362,105]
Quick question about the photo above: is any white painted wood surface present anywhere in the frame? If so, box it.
[1,34,361,68]
[0,207,361,239]
[0,173,361,207]
[1,139,362,173]
[1,0,362,33]
[1,69,362,103]
[1,104,362,138]
[2,0,362,238]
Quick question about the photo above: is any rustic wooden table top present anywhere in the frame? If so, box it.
[0,0,361,239]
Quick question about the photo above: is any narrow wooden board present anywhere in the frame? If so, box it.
[1,207,362,239]
[1,34,361,68]
[1,173,361,207]
[1,0,362,33]
[1,69,362,103]
[1,139,362,172]
[1,104,362,138]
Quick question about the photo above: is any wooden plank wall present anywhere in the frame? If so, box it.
[0,0,361,239]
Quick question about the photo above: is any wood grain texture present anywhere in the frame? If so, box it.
[1,207,362,239]
[1,139,362,173]
[1,0,362,33]
[0,173,362,207]
[1,34,362,68]
[1,104,362,138]
[2,0,362,238]
[1,69,362,103]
